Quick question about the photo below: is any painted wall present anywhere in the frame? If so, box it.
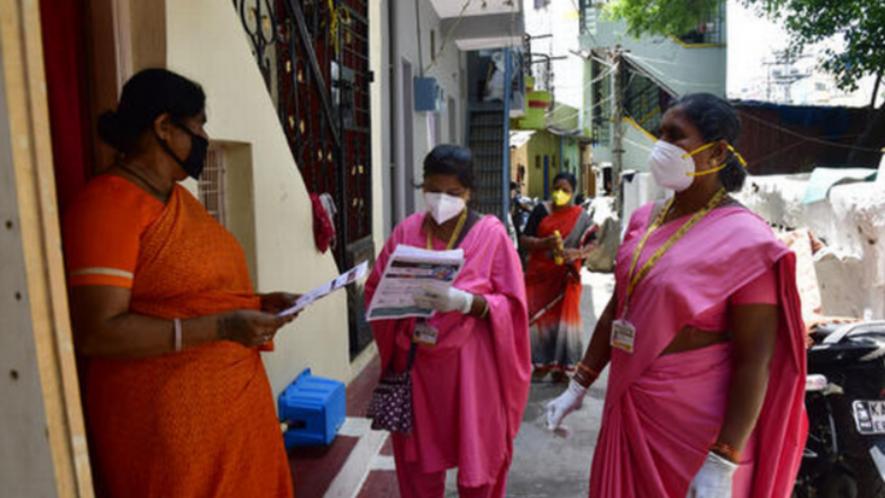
[581,5,727,174]
[524,130,560,199]
[580,7,727,98]
[390,0,467,222]
[165,1,351,392]
[370,0,391,248]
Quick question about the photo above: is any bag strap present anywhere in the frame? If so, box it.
[405,340,418,371]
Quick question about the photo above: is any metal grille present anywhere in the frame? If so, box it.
[623,61,675,138]
[676,1,725,45]
[235,0,373,270]
[468,110,506,218]
[590,57,612,145]
[199,147,226,225]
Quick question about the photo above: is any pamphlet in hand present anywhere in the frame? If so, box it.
[277,261,369,317]
[366,245,465,321]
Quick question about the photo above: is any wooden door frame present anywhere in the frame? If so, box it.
[0,1,94,496]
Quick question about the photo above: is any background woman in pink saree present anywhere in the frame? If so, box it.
[365,145,531,498]
[547,94,807,498]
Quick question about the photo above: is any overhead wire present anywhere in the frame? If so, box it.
[737,110,884,153]
[423,0,473,74]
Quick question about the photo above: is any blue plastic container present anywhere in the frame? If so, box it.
[278,368,346,448]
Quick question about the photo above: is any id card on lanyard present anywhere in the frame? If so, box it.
[413,209,469,348]
[612,189,726,354]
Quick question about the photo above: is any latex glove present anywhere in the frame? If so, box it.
[685,452,738,498]
[414,286,474,314]
[546,379,587,431]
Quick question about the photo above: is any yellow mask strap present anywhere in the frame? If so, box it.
[688,164,727,177]
[683,142,749,177]
[681,142,717,159]
[726,144,748,168]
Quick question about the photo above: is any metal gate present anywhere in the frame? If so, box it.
[236,0,374,357]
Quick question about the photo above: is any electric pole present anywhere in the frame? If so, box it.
[611,45,625,221]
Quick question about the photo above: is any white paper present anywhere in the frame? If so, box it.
[278,261,369,317]
[366,245,464,321]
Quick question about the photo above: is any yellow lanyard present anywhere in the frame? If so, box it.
[624,189,727,311]
[426,210,468,250]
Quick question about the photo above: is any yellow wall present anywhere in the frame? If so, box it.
[525,131,560,199]
[165,1,351,392]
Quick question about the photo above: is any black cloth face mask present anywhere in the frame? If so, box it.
[155,122,209,179]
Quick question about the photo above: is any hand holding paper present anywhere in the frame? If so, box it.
[414,285,474,314]
[277,262,369,317]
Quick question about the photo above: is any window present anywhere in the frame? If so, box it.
[199,146,226,225]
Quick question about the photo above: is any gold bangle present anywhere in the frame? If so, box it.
[576,362,600,379]
[710,442,741,464]
[479,300,490,319]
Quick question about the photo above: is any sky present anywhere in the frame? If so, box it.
[725,0,877,106]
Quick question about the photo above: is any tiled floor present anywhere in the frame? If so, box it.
[289,270,615,498]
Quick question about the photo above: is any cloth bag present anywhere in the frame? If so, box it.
[367,341,417,433]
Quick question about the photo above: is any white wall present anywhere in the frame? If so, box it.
[390,0,467,221]
[165,1,351,392]
[523,0,583,110]
[738,173,885,319]
[370,0,391,246]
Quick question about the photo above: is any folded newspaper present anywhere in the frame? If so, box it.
[366,245,465,321]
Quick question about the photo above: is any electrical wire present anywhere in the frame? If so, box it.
[423,0,473,74]
[737,110,884,153]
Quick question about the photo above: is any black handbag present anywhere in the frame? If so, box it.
[366,341,418,433]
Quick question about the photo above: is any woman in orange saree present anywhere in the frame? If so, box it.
[63,69,295,497]
[521,172,594,382]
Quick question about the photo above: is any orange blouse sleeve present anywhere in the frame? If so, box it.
[62,176,163,289]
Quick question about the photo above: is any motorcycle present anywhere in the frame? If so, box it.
[794,321,885,498]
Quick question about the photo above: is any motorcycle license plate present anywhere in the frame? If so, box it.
[853,400,885,435]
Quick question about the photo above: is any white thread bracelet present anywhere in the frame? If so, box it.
[173,318,182,352]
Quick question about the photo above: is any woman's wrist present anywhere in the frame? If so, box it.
[572,361,600,388]
[710,441,741,464]
[470,294,490,318]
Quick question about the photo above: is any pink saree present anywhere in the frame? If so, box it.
[365,213,531,488]
[589,203,807,498]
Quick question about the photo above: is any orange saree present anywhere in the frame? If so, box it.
[63,175,293,498]
[524,205,587,373]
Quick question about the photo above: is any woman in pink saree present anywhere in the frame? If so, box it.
[547,94,807,498]
[365,145,531,498]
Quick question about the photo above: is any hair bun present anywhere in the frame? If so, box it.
[97,111,125,150]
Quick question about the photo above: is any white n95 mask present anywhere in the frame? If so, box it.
[424,192,465,224]
[649,140,726,192]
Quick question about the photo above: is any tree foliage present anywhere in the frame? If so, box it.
[607,0,885,94]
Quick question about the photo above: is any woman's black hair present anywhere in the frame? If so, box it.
[552,171,577,192]
[423,144,474,189]
[97,68,206,154]
[669,93,746,192]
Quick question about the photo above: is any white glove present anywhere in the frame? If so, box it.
[685,452,738,498]
[546,379,587,431]
[414,286,474,314]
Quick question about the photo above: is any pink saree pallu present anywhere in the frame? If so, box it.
[589,203,808,498]
[365,213,531,493]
